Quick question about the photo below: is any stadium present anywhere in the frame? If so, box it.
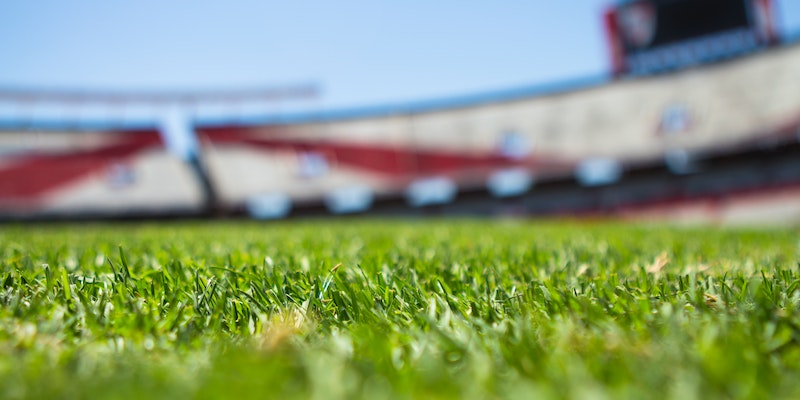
[2,0,799,223]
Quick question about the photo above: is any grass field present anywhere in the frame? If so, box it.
[1,220,799,399]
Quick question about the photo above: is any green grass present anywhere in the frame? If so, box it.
[1,220,800,399]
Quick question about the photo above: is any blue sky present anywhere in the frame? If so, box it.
[1,0,799,113]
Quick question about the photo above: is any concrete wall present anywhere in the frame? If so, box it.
[1,43,798,218]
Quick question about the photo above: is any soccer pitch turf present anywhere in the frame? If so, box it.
[1,220,799,399]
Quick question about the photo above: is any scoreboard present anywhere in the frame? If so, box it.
[604,0,779,76]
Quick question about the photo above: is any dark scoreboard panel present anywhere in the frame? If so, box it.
[607,0,777,76]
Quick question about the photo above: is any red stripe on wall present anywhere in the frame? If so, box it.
[0,131,162,200]
[199,127,571,178]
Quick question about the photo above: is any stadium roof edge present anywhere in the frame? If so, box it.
[0,119,159,132]
[0,84,318,103]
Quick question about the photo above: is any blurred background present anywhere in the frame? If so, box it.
[1,0,799,223]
